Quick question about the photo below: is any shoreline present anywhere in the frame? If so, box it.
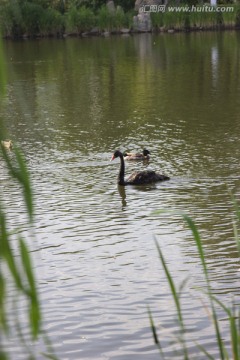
[1,2,240,40]
[2,25,240,40]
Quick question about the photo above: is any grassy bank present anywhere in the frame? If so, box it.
[151,4,240,32]
[1,2,240,39]
[0,2,134,38]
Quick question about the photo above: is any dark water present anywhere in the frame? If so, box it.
[1,32,240,359]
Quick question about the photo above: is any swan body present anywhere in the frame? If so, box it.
[111,150,170,186]
[124,149,150,161]
[1,140,13,150]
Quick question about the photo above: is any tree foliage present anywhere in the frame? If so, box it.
[0,0,135,37]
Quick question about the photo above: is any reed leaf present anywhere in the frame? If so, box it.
[196,343,216,360]
[14,147,34,221]
[41,330,60,360]
[0,351,8,359]
[181,214,209,282]
[232,221,240,256]
[179,213,226,360]
[0,209,23,291]
[40,353,60,360]
[230,191,240,221]
[211,305,225,360]
[0,273,8,332]
[153,210,233,359]
[0,33,48,359]
[209,295,239,360]
[229,192,240,256]
[148,306,166,359]
[154,237,189,359]
[148,307,160,345]
[155,239,184,327]
[19,238,41,339]
[1,146,34,222]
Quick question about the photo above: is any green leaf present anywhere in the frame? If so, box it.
[154,237,189,359]
[148,306,160,345]
[0,210,23,291]
[14,148,34,221]
[148,306,165,359]
[0,351,9,360]
[20,238,41,338]
[153,210,225,360]
[0,273,8,333]
[196,343,216,360]
[155,238,184,327]
[40,353,60,360]
[1,146,34,222]
[29,299,41,339]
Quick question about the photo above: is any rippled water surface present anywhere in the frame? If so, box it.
[1,32,240,359]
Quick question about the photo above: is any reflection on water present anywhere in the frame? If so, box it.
[211,45,219,87]
[118,185,127,209]
[1,32,240,359]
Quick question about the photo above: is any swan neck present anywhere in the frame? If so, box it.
[118,153,125,185]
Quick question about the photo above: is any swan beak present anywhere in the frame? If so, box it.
[110,155,115,161]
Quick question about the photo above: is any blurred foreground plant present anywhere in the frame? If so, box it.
[0,38,58,360]
[150,209,240,359]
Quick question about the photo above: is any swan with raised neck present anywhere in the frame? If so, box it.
[111,150,170,186]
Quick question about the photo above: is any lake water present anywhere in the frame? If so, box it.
[1,32,240,360]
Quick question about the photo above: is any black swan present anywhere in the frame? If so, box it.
[111,150,170,186]
[124,149,150,161]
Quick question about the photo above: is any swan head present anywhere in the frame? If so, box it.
[111,150,122,161]
[143,149,150,156]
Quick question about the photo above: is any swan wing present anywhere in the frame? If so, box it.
[127,170,169,184]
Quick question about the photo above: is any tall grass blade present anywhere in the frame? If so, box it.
[1,146,34,222]
[154,237,189,360]
[40,353,59,360]
[230,191,240,221]
[230,308,239,360]
[196,343,216,360]
[155,239,183,326]
[232,221,240,256]
[148,306,169,359]
[227,302,238,360]
[41,330,60,360]
[15,311,37,360]
[148,307,166,359]
[29,299,41,340]
[0,209,23,291]
[0,273,8,332]
[229,191,240,256]
[19,238,41,339]
[148,307,160,345]
[238,309,240,356]
[0,351,8,359]
[181,214,209,284]
[209,294,239,360]
[0,32,45,359]
[181,214,226,360]
[211,306,225,360]
[13,147,34,221]
[153,210,228,359]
